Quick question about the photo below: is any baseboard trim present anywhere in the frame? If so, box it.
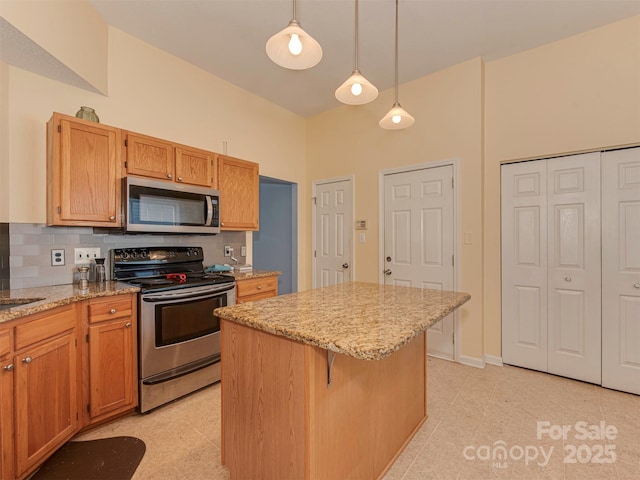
[458,355,485,369]
[484,355,504,367]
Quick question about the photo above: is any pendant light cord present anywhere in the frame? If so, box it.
[292,0,297,20]
[354,0,359,71]
[394,0,399,103]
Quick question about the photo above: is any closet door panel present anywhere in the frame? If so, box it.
[602,147,640,395]
[501,161,548,371]
[547,153,601,384]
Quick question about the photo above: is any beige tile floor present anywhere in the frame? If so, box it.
[76,357,640,479]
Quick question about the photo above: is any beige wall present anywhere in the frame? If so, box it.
[0,0,108,94]
[483,16,640,358]
[307,58,485,361]
[0,61,8,221]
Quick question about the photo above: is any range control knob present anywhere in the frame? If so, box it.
[121,251,129,259]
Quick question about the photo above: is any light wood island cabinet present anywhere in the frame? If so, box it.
[83,294,137,425]
[125,132,215,187]
[216,154,259,231]
[47,113,122,227]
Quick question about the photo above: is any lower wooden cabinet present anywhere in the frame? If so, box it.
[236,275,278,304]
[84,295,137,424]
[0,293,138,479]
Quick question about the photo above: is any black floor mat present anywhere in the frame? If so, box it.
[30,436,146,480]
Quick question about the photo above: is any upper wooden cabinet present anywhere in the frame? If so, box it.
[125,132,215,188]
[217,154,259,231]
[47,113,122,227]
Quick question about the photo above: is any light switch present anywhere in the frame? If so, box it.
[359,233,366,243]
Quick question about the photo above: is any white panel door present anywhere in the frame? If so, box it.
[602,147,640,394]
[313,179,353,287]
[546,153,601,384]
[383,165,455,359]
[501,161,548,371]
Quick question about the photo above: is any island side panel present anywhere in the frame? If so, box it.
[221,319,307,480]
[307,332,427,480]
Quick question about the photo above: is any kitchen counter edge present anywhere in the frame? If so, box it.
[0,282,140,324]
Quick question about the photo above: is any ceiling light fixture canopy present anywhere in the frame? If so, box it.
[266,0,322,70]
[335,0,378,105]
[379,0,414,130]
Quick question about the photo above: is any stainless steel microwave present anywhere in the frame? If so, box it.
[124,177,220,234]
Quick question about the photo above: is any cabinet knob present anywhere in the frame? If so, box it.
[257,285,262,290]
[178,176,183,182]
[565,276,572,282]
[3,364,13,371]
[110,308,116,314]
[22,356,32,364]
[125,322,132,328]
[167,173,173,179]
[109,215,115,221]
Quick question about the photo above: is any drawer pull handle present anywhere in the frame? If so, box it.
[22,356,32,364]
[110,308,117,314]
[3,364,13,371]
[125,322,132,328]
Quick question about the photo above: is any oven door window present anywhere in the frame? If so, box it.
[154,295,226,347]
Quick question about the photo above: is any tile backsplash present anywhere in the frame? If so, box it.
[8,223,246,289]
[0,223,9,290]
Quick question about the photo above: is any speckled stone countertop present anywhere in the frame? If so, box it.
[215,281,470,360]
[226,270,280,281]
[0,282,140,324]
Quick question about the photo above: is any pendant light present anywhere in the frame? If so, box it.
[335,0,378,105]
[266,0,323,70]
[379,0,414,130]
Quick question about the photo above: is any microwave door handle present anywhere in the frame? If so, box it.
[205,196,214,226]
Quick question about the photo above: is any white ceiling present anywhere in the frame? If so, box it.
[52,1,640,117]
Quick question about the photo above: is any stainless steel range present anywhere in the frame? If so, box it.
[111,246,236,413]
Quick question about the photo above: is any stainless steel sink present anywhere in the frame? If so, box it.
[0,298,45,311]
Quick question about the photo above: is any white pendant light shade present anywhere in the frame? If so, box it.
[379,102,415,129]
[335,0,378,105]
[380,0,414,130]
[335,70,378,105]
[266,18,323,70]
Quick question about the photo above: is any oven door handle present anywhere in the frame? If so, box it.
[142,283,235,302]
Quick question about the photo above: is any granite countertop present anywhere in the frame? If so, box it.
[228,270,281,281]
[215,281,470,361]
[0,282,140,324]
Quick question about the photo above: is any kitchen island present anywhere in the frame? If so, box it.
[215,281,470,480]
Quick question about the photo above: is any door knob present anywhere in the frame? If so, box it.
[565,276,572,282]
[384,269,392,275]
[342,263,349,269]
[634,282,640,289]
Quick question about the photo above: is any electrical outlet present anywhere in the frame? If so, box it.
[241,245,247,257]
[224,246,232,257]
[51,249,65,266]
[74,247,101,264]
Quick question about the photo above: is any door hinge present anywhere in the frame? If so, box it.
[76,412,79,421]
[312,197,317,205]
[57,206,61,214]
[75,338,77,348]
[314,250,317,258]
[57,125,61,133]
[451,177,454,188]
[87,404,91,413]
[124,139,128,147]
[452,255,455,267]
[85,334,90,343]
[124,161,128,168]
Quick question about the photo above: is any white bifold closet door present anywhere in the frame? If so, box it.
[502,152,601,384]
[601,148,640,395]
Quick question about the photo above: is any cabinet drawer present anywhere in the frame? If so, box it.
[236,276,277,298]
[0,329,10,358]
[88,296,133,323]
[237,291,276,304]
[14,304,75,351]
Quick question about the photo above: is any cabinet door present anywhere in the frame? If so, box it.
[175,146,215,187]
[602,147,640,395]
[88,317,136,419]
[217,154,259,231]
[49,115,122,226]
[0,330,13,480]
[14,332,77,477]
[125,132,175,181]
